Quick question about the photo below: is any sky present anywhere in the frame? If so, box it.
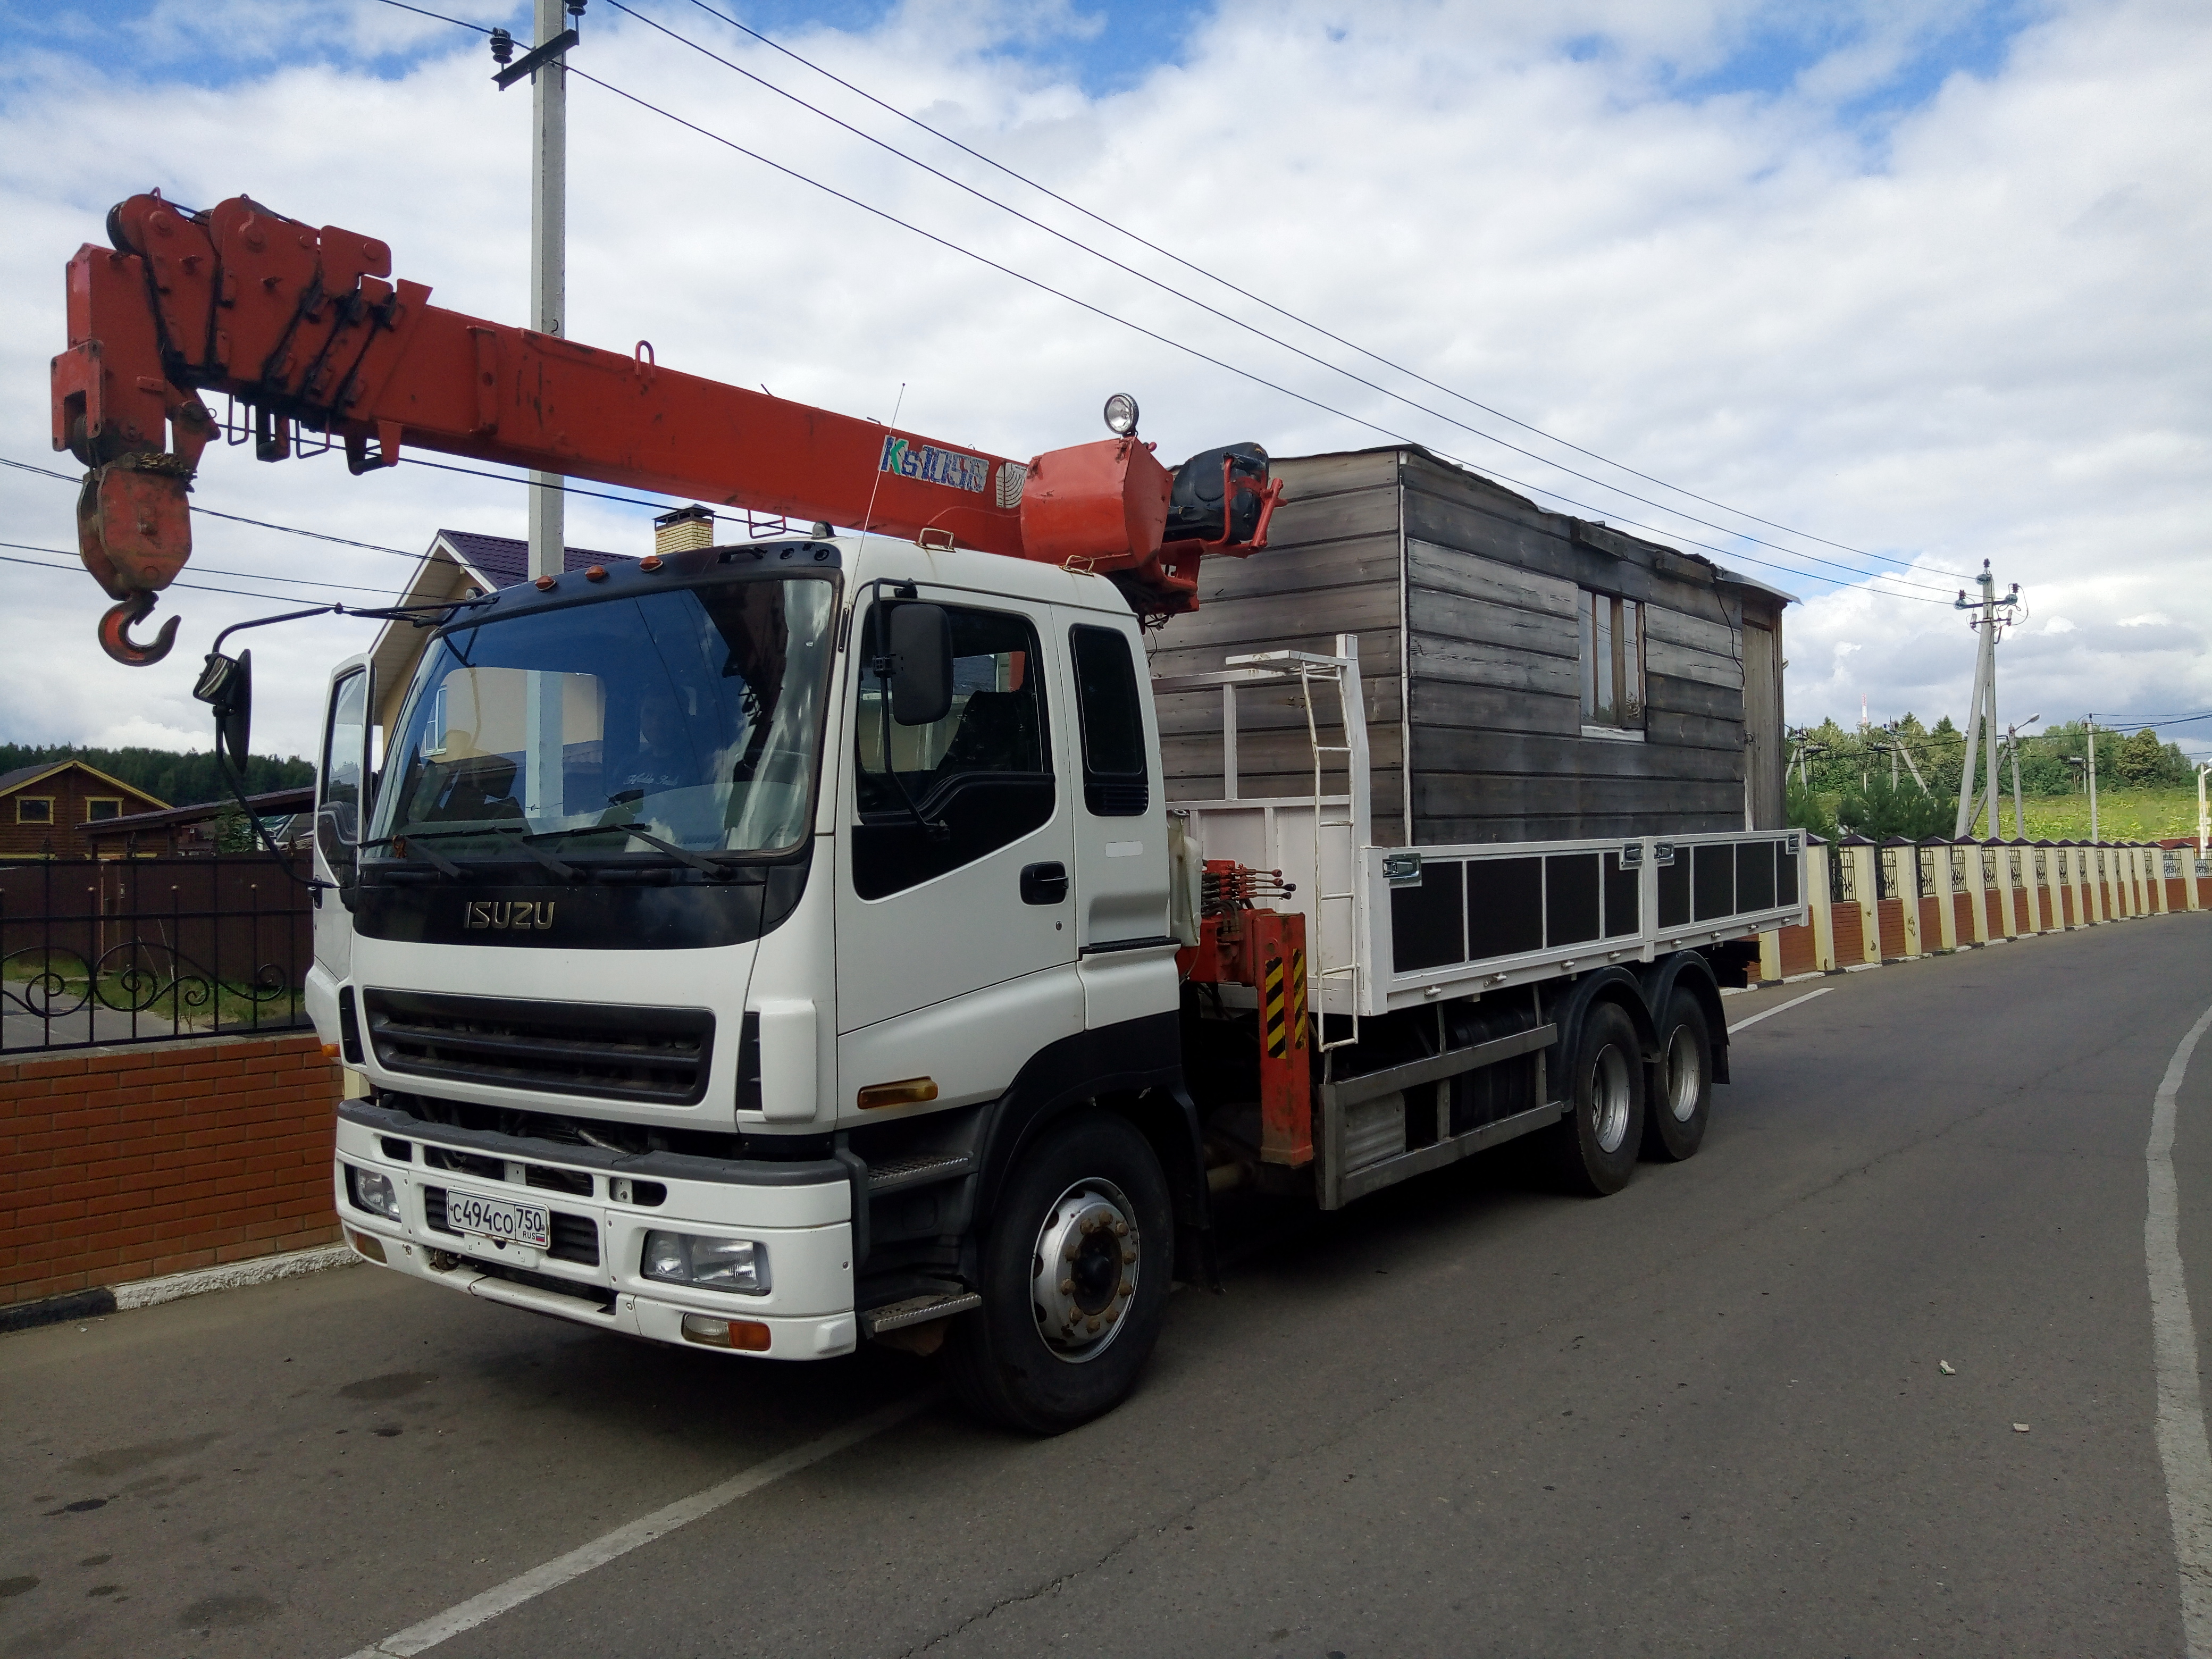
[0,0,2205,765]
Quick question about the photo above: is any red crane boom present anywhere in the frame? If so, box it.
[53,191,1279,664]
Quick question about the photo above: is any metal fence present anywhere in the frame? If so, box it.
[0,853,312,1054]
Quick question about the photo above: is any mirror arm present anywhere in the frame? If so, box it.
[875,676,950,842]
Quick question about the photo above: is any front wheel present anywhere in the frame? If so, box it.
[1641,991,1713,1162]
[942,1111,1174,1435]
[1547,1001,1645,1196]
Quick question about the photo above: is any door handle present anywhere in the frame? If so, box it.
[1020,861,1069,905]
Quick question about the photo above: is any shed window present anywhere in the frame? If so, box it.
[15,797,53,825]
[1579,592,1645,733]
[86,798,123,822]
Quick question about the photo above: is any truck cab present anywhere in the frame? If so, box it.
[313,535,1197,1431]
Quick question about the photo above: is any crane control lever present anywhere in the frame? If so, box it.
[53,189,1284,665]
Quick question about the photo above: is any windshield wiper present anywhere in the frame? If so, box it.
[542,823,734,879]
[367,823,582,882]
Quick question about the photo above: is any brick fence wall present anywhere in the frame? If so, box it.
[1,1033,340,1308]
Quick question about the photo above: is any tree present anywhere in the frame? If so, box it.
[1787,777,1837,841]
[1837,773,1953,841]
[2117,727,2182,787]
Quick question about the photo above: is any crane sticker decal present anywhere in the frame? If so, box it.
[878,435,990,494]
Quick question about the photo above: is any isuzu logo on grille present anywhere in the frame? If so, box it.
[465,901,556,931]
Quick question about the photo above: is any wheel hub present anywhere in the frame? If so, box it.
[1666,1026,1701,1122]
[1590,1043,1632,1153]
[1030,1179,1139,1363]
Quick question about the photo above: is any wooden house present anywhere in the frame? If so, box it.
[1150,447,1790,845]
[0,761,167,860]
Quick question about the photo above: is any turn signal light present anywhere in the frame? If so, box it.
[321,1043,340,1059]
[681,1314,771,1351]
[857,1077,938,1110]
[347,1229,387,1263]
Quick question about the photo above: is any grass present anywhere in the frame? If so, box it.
[2000,786,2206,843]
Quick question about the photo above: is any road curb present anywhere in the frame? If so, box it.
[1,1242,359,1335]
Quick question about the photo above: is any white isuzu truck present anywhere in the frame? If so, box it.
[56,190,1806,1432]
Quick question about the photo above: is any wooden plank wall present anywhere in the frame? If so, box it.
[1400,451,1749,843]
[1149,447,1767,848]
[1151,451,1405,827]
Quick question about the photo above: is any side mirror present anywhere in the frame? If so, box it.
[882,604,953,726]
[192,648,253,772]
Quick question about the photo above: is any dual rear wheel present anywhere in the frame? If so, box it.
[1548,988,1713,1194]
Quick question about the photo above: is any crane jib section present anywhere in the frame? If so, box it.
[52,190,1281,665]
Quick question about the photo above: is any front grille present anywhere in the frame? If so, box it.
[422,1186,600,1267]
[425,1146,504,1181]
[524,1163,593,1196]
[363,989,714,1105]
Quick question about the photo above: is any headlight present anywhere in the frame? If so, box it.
[641,1229,769,1294]
[348,1166,400,1221]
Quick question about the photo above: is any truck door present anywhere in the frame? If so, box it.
[1054,611,1177,1030]
[834,593,1080,1112]
[312,655,373,980]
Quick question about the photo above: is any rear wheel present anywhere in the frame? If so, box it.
[1548,1001,1645,1195]
[1642,991,1713,1162]
[942,1111,1173,1435]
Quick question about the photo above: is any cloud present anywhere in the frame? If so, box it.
[0,0,2205,764]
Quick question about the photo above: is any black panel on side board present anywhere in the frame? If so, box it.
[1658,856,1691,928]
[1545,852,1601,946]
[1390,860,1466,973]
[1692,843,1736,921]
[1468,857,1544,959]
[1603,851,1639,936]
[1738,841,1777,912]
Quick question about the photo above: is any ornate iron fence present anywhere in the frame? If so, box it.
[0,853,312,1053]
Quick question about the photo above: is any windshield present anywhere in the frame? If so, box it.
[367,575,837,861]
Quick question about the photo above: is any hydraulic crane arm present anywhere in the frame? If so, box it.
[54,191,1280,664]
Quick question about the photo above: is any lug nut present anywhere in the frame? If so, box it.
[1064,1241,1079,1260]
[1119,1281,1134,1297]
[1086,1316,1101,1333]
[1113,1220,1128,1236]
[1122,1249,1136,1264]
[1059,1278,1075,1294]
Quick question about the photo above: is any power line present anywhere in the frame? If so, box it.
[668,0,1962,583]
[611,0,1958,598]
[0,540,407,598]
[0,548,399,608]
[563,64,1958,605]
[1,456,424,559]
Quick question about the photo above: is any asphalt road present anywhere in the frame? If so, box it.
[6,910,2212,1658]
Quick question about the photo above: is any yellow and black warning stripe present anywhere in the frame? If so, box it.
[1263,954,1287,1059]
[1289,946,1308,1049]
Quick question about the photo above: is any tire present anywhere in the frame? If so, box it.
[942,1111,1174,1435]
[1641,991,1713,1163]
[1547,1001,1645,1196]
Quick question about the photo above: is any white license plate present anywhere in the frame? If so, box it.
[442,1186,550,1249]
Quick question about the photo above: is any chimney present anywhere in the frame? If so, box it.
[653,504,716,555]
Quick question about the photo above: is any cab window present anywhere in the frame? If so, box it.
[853,602,1052,899]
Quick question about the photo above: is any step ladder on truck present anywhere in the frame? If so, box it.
[50,189,1808,1434]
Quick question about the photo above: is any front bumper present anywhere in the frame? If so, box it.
[332,1101,856,1359]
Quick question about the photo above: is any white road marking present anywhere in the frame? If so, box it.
[1727,986,1831,1033]
[341,1393,933,1658]
[2146,1000,2212,1657]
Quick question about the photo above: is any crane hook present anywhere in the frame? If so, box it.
[97,591,181,668]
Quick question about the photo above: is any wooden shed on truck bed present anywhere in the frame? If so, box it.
[1149,446,1789,845]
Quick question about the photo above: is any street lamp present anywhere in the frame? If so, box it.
[2197,761,2210,857]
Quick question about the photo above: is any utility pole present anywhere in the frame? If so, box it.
[1888,723,1932,797]
[1951,561,2021,839]
[489,3,585,819]
[2087,717,2101,842]
[2006,716,2038,840]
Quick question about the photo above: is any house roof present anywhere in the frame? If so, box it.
[0,758,167,806]
[432,529,625,589]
